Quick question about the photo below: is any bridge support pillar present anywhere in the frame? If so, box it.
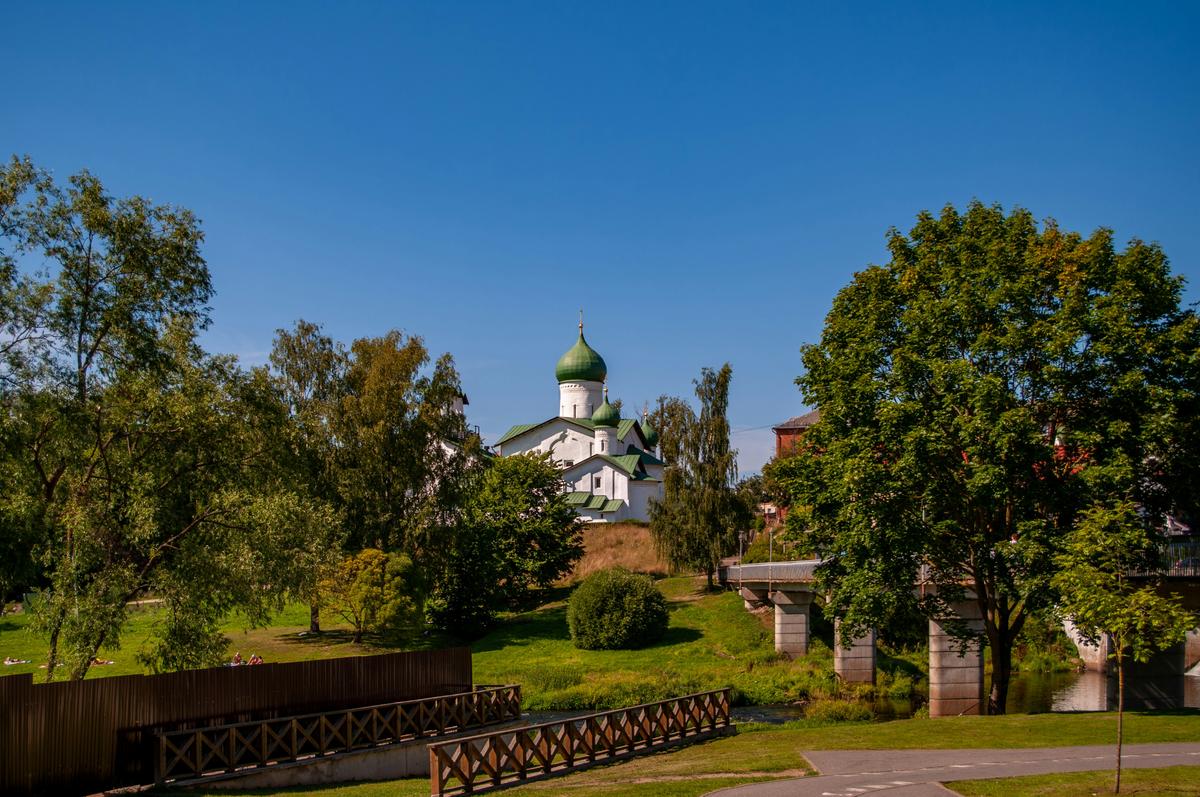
[1125,642,1187,709]
[1064,618,1111,672]
[739,587,770,611]
[929,600,985,717]
[833,622,876,684]
[770,589,813,658]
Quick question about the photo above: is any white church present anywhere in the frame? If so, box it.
[493,322,665,523]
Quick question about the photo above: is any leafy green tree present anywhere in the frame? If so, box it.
[1053,502,1195,794]
[0,158,340,679]
[430,452,583,635]
[318,549,423,644]
[337,331,472,556]
[269,319,349,631]
[649,365,750,586]
[782,201,1200,713]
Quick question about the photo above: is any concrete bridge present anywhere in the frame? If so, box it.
[719,559,1200,718]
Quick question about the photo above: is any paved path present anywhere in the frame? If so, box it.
[706,743,1200,797]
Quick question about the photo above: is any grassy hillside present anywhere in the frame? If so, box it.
[474,576,847,709]
[567,522,670,581]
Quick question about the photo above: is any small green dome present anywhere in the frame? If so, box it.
[556,329,607,383]
[592,397,620,428]
[642,423,659,448]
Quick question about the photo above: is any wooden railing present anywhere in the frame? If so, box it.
[429,688,732,796]
[156,684,520,784]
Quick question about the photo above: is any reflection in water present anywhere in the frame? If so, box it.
[526,672,1200,728]
[1003,670,1199,713]
[1049,671,1113,712]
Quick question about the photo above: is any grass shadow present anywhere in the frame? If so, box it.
[650,626,703,647]
[275,629,358,646]
[472,605,571,653]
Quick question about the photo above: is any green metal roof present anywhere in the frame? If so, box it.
[626,446,665,467]
[494,423,542,446]
[555,331,607,383]
[495,416,658,452]
[563,491,625,513]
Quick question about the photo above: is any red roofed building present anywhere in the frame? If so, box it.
[772,409,821,457]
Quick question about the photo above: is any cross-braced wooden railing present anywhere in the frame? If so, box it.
[429,688,732,796]
[155,684,521,783]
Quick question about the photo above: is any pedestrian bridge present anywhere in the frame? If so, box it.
[718,558,1200,717]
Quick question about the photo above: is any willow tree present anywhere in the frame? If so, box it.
[649,364,750,586]
[782,201,1200,713]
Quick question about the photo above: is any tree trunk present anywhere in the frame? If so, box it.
[1115,657,1124,794]
[309,602,321,633]
[988,638,1012,715]
[44,619,62,683]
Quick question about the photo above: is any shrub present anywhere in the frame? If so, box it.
[804,699,874,722]
[567,568,668,650]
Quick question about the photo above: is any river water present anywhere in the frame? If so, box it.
[730,670,1200,724]
[526,672,1199,726]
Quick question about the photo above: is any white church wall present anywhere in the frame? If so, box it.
[559,381,602,419]
[498,420,595,466]
[627,482,657,520]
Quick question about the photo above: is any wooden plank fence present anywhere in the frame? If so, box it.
[0,648,472,795]
[428,688,733,796]
[157,684,521,783]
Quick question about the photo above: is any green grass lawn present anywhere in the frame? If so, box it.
[949,765,1200,795]
[0,600,424,680]
[472,576,850,709]
[1,577,861,709]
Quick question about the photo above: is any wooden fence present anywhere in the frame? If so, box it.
[157,684,521,783]
[0,648,472,795]
[428,688,733,796]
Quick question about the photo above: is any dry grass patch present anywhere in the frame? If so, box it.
[567,523,670,581]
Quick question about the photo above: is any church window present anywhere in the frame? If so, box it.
[589,443,593,455]
[572,404,577,418]
[563,460,574,467]
[594,476,602,489]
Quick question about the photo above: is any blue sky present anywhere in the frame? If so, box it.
[6,2,1199,473]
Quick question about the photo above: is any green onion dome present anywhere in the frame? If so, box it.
[642,423,659,448]
[592,397,620,428]
[555,328,607,383]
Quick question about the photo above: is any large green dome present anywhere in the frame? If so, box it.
[555,329,607,383]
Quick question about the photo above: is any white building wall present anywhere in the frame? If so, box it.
[559,381,602,419]
[497,420,596,466]
[628,481,658,521]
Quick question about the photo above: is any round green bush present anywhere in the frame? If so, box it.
[567,568,668,650]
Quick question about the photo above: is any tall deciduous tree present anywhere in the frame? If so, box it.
[429,452,582,636]
[1053,503,1195,794]
[782,202,1200,713]
[269,320,349,631]
[337,331,471,557]
[649,365,749,586]
[0,158,340,678]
